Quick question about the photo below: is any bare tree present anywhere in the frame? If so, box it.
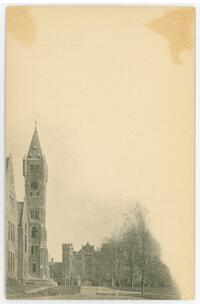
[95,201,176,297]
[125,202,160,296]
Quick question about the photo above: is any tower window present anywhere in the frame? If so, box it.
[10,252,13,272]
[30,210,39,219]
[13,253,15,273]
[13,225,15,242]
[35,165,40,173]
[30,165,34,172]
[25,235,27,252]
[31,227,38,238]
[8,221,10,240]
[10,223,13,242]
[31,245,38,254]
[8,251,10,272]
[32,263,37,273]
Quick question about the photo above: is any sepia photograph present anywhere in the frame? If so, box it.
[5,5,195,300]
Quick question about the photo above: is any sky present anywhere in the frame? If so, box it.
[6,6,194,299]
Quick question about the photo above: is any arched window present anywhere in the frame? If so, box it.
[31,227,38,238]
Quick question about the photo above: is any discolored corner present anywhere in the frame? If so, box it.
[146,7,195,64]
[6,6,36,47]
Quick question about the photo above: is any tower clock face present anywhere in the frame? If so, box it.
[31,181,39,190]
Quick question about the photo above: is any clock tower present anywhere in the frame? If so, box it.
[23,125,49,279]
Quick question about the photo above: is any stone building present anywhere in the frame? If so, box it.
[74,242,96,286]
[17,201,29,282]
[49,242,96,286]
[6,126,50,284]
[6,155,18,283]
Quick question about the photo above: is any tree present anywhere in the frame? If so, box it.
[95,201,177,297]
[124,202,160,296]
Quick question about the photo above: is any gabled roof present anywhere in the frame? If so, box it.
[77,242,95,255]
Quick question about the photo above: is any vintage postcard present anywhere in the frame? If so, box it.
[5,6,195,300]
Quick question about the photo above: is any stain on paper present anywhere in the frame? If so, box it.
[147,8,195,64]
[7,7,36,46]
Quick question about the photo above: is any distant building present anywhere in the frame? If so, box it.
[74,242,96,286]
[49,242,96,286]
[6,155,18,283]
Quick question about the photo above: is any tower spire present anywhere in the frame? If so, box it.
[27,124,42,158]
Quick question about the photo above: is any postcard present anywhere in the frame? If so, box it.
[5,6,195,300]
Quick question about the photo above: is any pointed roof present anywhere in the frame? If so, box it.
[27,126,43,159]
[6,154,16,196]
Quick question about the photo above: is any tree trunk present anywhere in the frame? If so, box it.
[131,272,134,291]
[141,271,145,296]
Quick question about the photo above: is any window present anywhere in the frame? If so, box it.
[31,245,38,254]
[30,210,39,219]
[31,245,37,254]
[30,192,33,196]
[25,235,27,252]
[8,221,10,240]
[32,263,37,273]
[31,227,38,238]
[30,164,34,172]
[35,165,40,173]
[25,223,27,233]
[10,252,12,273]
[37,192,40,197]
[54,272,61,280]
[10,223,13,242]
[8,251,10,272]
[13,253,15,273]
[13,225,15,242]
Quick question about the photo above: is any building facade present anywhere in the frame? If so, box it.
[17,201,29,282]
[6,126,50,285]
[6,155,18,283]
[49,242,96,286]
